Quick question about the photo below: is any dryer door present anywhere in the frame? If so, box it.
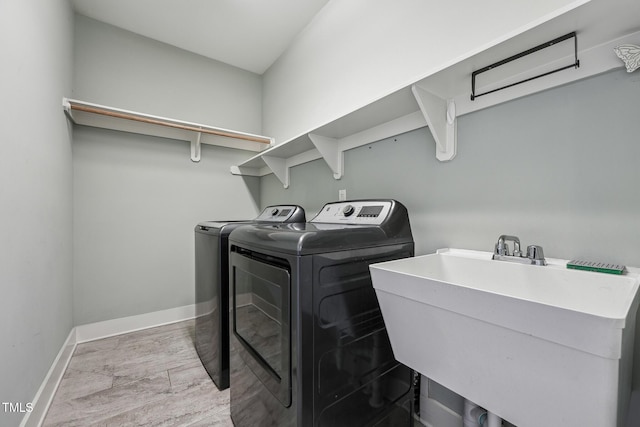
[230,249,291,407]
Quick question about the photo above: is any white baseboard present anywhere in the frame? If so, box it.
[20,304,196,427]
[19,329,76,427]
[75,304,196,343]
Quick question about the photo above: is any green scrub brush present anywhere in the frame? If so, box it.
[566,260,626,275]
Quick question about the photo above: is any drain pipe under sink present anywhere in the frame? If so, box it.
[464,399,503,427]
[463,399,485,427]
[486,411,502,427]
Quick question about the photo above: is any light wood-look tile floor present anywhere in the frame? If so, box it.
[42,320,233,426]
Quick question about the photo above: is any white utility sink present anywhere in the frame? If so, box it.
[370,248,640,427]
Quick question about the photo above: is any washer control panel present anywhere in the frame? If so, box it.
[255,205,305,222]
[310,201,392,225]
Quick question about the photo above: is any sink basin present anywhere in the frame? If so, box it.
[370,248,640,427]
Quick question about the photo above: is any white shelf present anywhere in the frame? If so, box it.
[63,98,273,162]
[230,92,427,188]
[230,0,640,188]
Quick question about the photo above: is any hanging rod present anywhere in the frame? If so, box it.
[64,99,272,145]
[471,32,580,101]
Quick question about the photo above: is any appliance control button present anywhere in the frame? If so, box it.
[342,204,355,217]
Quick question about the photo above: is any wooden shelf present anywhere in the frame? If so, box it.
[63,98,273,162]
[231,0,640,188]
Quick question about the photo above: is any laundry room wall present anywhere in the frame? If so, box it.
[262,68,640,279]
[72,15,261,325]
[260,68,640,423]
[0,0,74,425]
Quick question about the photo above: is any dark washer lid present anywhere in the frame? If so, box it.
[195,204,306,236]
[195,220,254,236]
[229,200,413,255]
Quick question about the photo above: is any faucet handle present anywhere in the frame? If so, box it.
[527,245,546,265]
[495,241,510,256]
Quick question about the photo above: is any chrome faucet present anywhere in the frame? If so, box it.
[492,235,546,266]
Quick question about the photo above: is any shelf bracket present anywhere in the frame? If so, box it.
[308,133,343,179]
[230,165,262,176]
[191,132,202,162]
[412,85,457,162]
[262,156,289,189]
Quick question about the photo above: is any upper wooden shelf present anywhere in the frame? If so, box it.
[63,98,273,162]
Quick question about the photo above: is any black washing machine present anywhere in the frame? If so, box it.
[194,205,305,390]
[228,200,415,427]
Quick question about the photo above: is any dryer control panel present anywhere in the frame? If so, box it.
[310,201,392,225]
[255,205,306,222]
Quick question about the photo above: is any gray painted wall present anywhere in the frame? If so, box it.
[261,69,640,403]
[263,69,640,264]
[0,0,74,425]
[73,15,263,133]
[72,16,261,325]
[73,129,259,324]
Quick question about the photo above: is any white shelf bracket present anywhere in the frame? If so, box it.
[230,165,262,177]
[191,132,202,162]
[308,133,343,179]
[262,156,289,189]
[411,85,457,161]
[62,97,71,114]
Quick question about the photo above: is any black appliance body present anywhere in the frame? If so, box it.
[228,200,414,427]
[194,205,305,390]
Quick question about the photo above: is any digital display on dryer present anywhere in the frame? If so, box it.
[357,205,383,217]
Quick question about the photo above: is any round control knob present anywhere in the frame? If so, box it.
[342,204,355,217]
[271,208,280,216]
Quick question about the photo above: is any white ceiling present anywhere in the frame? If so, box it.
[70,0,330,75]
